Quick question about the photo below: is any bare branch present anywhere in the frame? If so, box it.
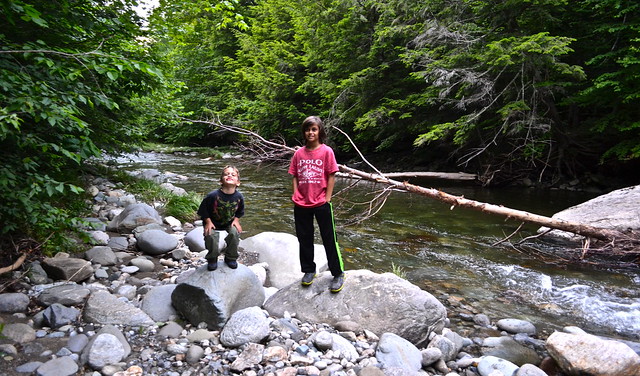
[492,222,525,246]
[186,115,295,162]
[332,125,384,176]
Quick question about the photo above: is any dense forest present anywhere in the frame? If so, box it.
[1,0,639,251]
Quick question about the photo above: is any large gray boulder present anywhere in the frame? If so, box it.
[546,331,640,376]
[135,229,179,255]
[36,357,78,376]
[376,332,423,374]
[0,292,30,313]
[477,356,519,376]
[85,246,118,266]
[171,264,265,330]
[141,284,178,322]
[80,325,131,370]
[240,232,328,289]
[1,323,36,343]
[539,185,640,240]
[183,227,226,253]
[107,203,162,233]
[263,269,447,345]
[310,330,359,362]
[83,290,155,326]
[219,306,270,347]
[42,303,81,329]
[41,257,93,283]
[183,227,206,253]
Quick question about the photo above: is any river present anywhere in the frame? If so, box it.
[110,151,640,342]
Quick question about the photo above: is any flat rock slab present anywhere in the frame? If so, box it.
[263,269,446,346]
[540,185,640,240]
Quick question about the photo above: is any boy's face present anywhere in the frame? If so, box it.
[221,168,240,187]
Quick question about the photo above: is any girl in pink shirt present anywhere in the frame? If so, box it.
[288,116,345,293]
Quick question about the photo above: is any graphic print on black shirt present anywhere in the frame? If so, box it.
[197,189,244,228]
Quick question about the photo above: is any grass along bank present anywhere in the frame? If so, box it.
[88,162,202,224]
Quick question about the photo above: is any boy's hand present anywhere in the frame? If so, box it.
[232,218,243,233]
[203,220,215,236]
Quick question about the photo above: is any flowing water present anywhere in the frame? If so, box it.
[110,151,640,342]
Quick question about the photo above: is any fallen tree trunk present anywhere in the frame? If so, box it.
[339,165,629,242]
[382,171,477,181]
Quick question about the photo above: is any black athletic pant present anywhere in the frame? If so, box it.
[294,202,344,277]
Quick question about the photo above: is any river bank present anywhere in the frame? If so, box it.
[1,172,639,376]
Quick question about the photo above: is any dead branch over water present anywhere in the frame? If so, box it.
[339,165,626,241]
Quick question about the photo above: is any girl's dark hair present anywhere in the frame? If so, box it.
[301,116,327,144]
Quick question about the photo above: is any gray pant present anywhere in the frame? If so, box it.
[204,226,240,261]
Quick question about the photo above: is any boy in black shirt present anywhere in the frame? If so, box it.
[197,166,244,271]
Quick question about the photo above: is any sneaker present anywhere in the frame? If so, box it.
[301,272,316,286]
[225,259,238,269]
[207,261,218,271]
[330,273,345,293]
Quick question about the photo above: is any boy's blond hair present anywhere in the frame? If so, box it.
[219,165,240,186]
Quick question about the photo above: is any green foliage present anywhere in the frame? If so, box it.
[124,179,174,204]
[571,0,640,162]
[391,262,406,279]
[143,0,252,146]
[0,0,166,249]
[164,193,202,223]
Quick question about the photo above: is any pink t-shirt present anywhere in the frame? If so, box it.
[288,144,339,208]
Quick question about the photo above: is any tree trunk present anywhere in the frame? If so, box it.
[382,171,477,181]
[339,165,628,242]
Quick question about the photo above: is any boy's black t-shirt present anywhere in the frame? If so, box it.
[197,188,244,228]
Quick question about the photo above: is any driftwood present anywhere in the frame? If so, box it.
[190,117,638,252]
[382,171,477,181]
[0,253,27,275]
[0,237,47,281]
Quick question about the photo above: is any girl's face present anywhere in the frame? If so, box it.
[220,168,240,187]
[304,124,320,144]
